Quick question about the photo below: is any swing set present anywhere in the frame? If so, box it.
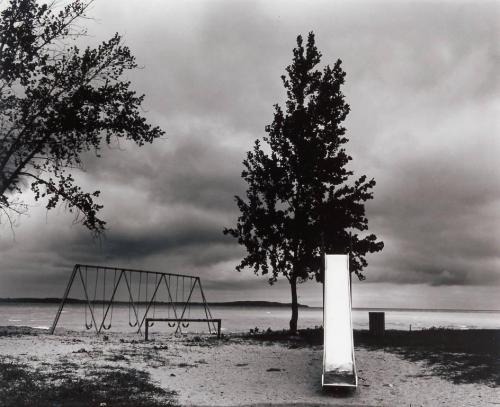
[49,264,219,337]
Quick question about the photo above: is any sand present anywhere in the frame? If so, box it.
[0,327,497,406]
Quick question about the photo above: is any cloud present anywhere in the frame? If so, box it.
[0,0,498,307]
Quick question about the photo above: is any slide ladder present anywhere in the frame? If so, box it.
[322,254,358,387]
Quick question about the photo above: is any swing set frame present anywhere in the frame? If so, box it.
[49,264,219,336]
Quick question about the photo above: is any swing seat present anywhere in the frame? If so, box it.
[129,321,138,327]
[181,322,190,328]
[85,323,93,330]
[168,322,176,327]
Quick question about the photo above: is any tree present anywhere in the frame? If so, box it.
[0,0,164,235]
[224,32,384,333]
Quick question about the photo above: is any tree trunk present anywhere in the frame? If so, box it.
[289,276,298,334]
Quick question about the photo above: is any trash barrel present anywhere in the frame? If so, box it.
[369,312,385,336]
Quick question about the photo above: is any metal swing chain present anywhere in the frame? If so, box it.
[102,268,105,316]
[187,278,192,320]
[111,269,116,325]
[168,275,175,327]
[167,275,170,319]
[102,270,112,330]
[154,274,158,318]
[145,273,153,327]
[128,271,138,327]
[103,269,116,330]
[87,267,99,329]
[137,272,142,323]
[182,276,190,328]
[84,266,92,329]
[147,273,158,328]
[93,267,99,304]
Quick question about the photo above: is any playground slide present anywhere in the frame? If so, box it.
[322,254,358,387]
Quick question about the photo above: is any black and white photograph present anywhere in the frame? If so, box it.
[0,0,498,405]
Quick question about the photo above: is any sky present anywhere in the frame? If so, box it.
[0,0,499,309]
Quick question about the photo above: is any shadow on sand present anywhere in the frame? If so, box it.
[241,328,500,387]
[355,329,500,387]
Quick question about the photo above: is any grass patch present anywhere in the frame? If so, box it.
[238,327,322,347]
[106,347,170,367]
[0,357,177,407]
[184,335,226,347]
[0,326,40,337]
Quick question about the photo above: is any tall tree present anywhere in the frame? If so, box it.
[0,0,164,235]
[224,32,383,333]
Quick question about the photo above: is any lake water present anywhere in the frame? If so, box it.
[0,303,498,334]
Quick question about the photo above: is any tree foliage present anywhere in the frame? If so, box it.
[224,32,383,332]
[0,0,164,234]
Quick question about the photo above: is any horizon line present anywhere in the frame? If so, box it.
[0,297,498,312]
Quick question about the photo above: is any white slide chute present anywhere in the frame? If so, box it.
[322,254,357,387]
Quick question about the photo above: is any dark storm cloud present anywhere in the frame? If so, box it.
[365,146,500,286]
[52,219,231,263]
[0,0,498,307]
[88,135,247,212]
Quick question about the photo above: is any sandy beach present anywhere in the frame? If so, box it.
[0,327,498,406]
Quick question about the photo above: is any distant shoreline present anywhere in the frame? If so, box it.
[352,307,500,313]
[0,298,310,308]
[0,298,499,312]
